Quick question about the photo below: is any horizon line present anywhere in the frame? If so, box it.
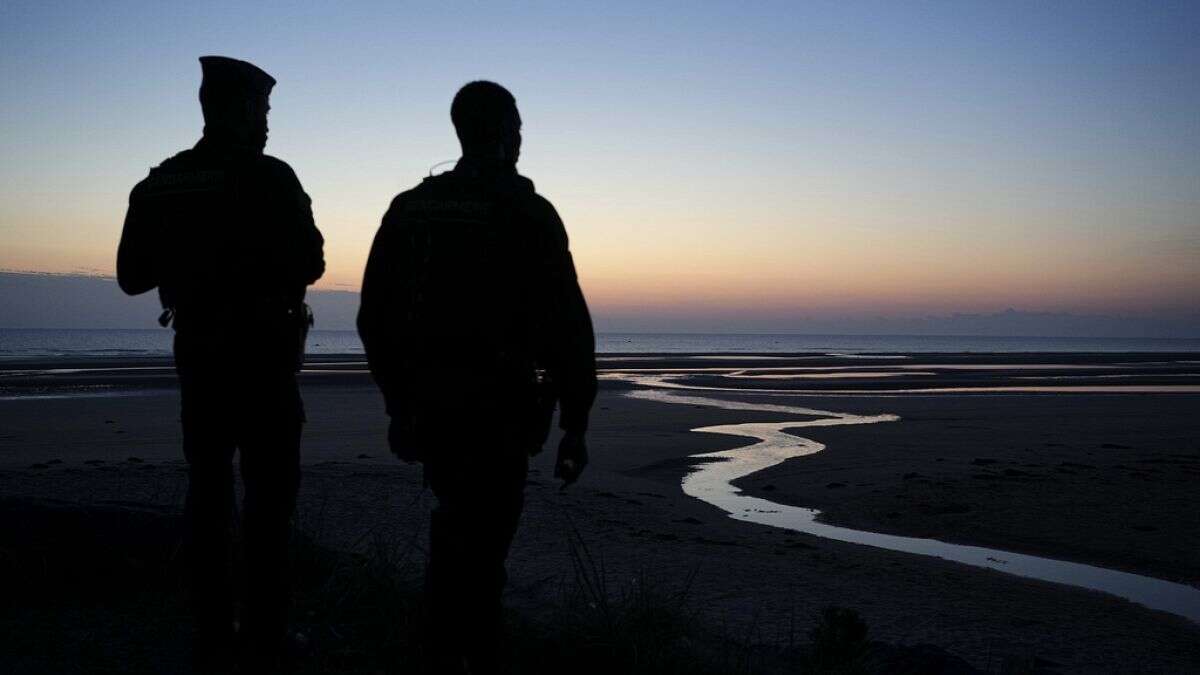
[2,327,1198,341]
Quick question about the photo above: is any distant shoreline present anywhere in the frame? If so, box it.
[2,328,1200,363]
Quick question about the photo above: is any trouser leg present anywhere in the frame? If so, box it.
[182,417,238,662]
[426,450,528,674]
[238,383,303,667]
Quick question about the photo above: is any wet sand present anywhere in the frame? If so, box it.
[2,353,1199,672]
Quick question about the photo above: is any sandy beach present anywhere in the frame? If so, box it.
[2,353,1199,672]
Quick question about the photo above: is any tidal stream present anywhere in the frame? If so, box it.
[615,372,1200,624]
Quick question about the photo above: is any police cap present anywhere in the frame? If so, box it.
[199,56,276,107]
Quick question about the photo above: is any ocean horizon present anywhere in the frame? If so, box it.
[1,328,1198,360]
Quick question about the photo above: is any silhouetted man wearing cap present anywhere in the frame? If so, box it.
[358,81,596,673]
[117,56,324,671]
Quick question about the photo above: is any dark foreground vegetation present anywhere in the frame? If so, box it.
[0,497,1051,674]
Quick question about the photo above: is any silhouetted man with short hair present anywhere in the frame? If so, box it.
[117,56,324,672]
[358,80,596,673]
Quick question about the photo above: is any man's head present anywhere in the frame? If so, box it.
[198,56,275,152]
[451,81,521,164]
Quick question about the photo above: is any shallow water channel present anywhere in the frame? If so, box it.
[616,372,1200,625]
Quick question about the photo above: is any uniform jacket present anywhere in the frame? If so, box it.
[357,157,597,435]
[117,136,325,367]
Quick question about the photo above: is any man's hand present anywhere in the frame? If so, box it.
[554,430,588,487]
[388,415,424,464]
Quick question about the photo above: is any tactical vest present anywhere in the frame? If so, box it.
[391,172,543,395]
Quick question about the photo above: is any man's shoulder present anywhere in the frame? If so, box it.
[257,153,294,171]
[509,173,536,195]
[255,154,302,183]
[384,178,435,214]
[384,170,495,209]
[381,171,555,222]
[155,148,197,169]
[142,148,199,177]
[510,175,561,225]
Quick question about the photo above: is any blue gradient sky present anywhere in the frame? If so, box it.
[2,1,1197,328]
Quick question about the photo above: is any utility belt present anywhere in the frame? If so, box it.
[163,300,314,373]
[385,365,556,463]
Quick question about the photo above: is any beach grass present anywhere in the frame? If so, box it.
[287,509,778,674]
[0,496,996,674]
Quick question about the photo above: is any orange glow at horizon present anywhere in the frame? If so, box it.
[5,207,1194,320]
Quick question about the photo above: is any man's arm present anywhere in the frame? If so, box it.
[294,184,325,286]
[116,183,159,296]
[531,197,596,485]
[536,198,597,435]
[357,198,404,414]
[272,160,325,286]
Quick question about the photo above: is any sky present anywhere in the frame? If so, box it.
[1,1,1198,332]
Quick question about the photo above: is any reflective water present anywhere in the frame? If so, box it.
[611,373,1200,396]
[0,389,155,401]
[618,373,1200,624]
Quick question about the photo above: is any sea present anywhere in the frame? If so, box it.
[1,329,1198,360]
